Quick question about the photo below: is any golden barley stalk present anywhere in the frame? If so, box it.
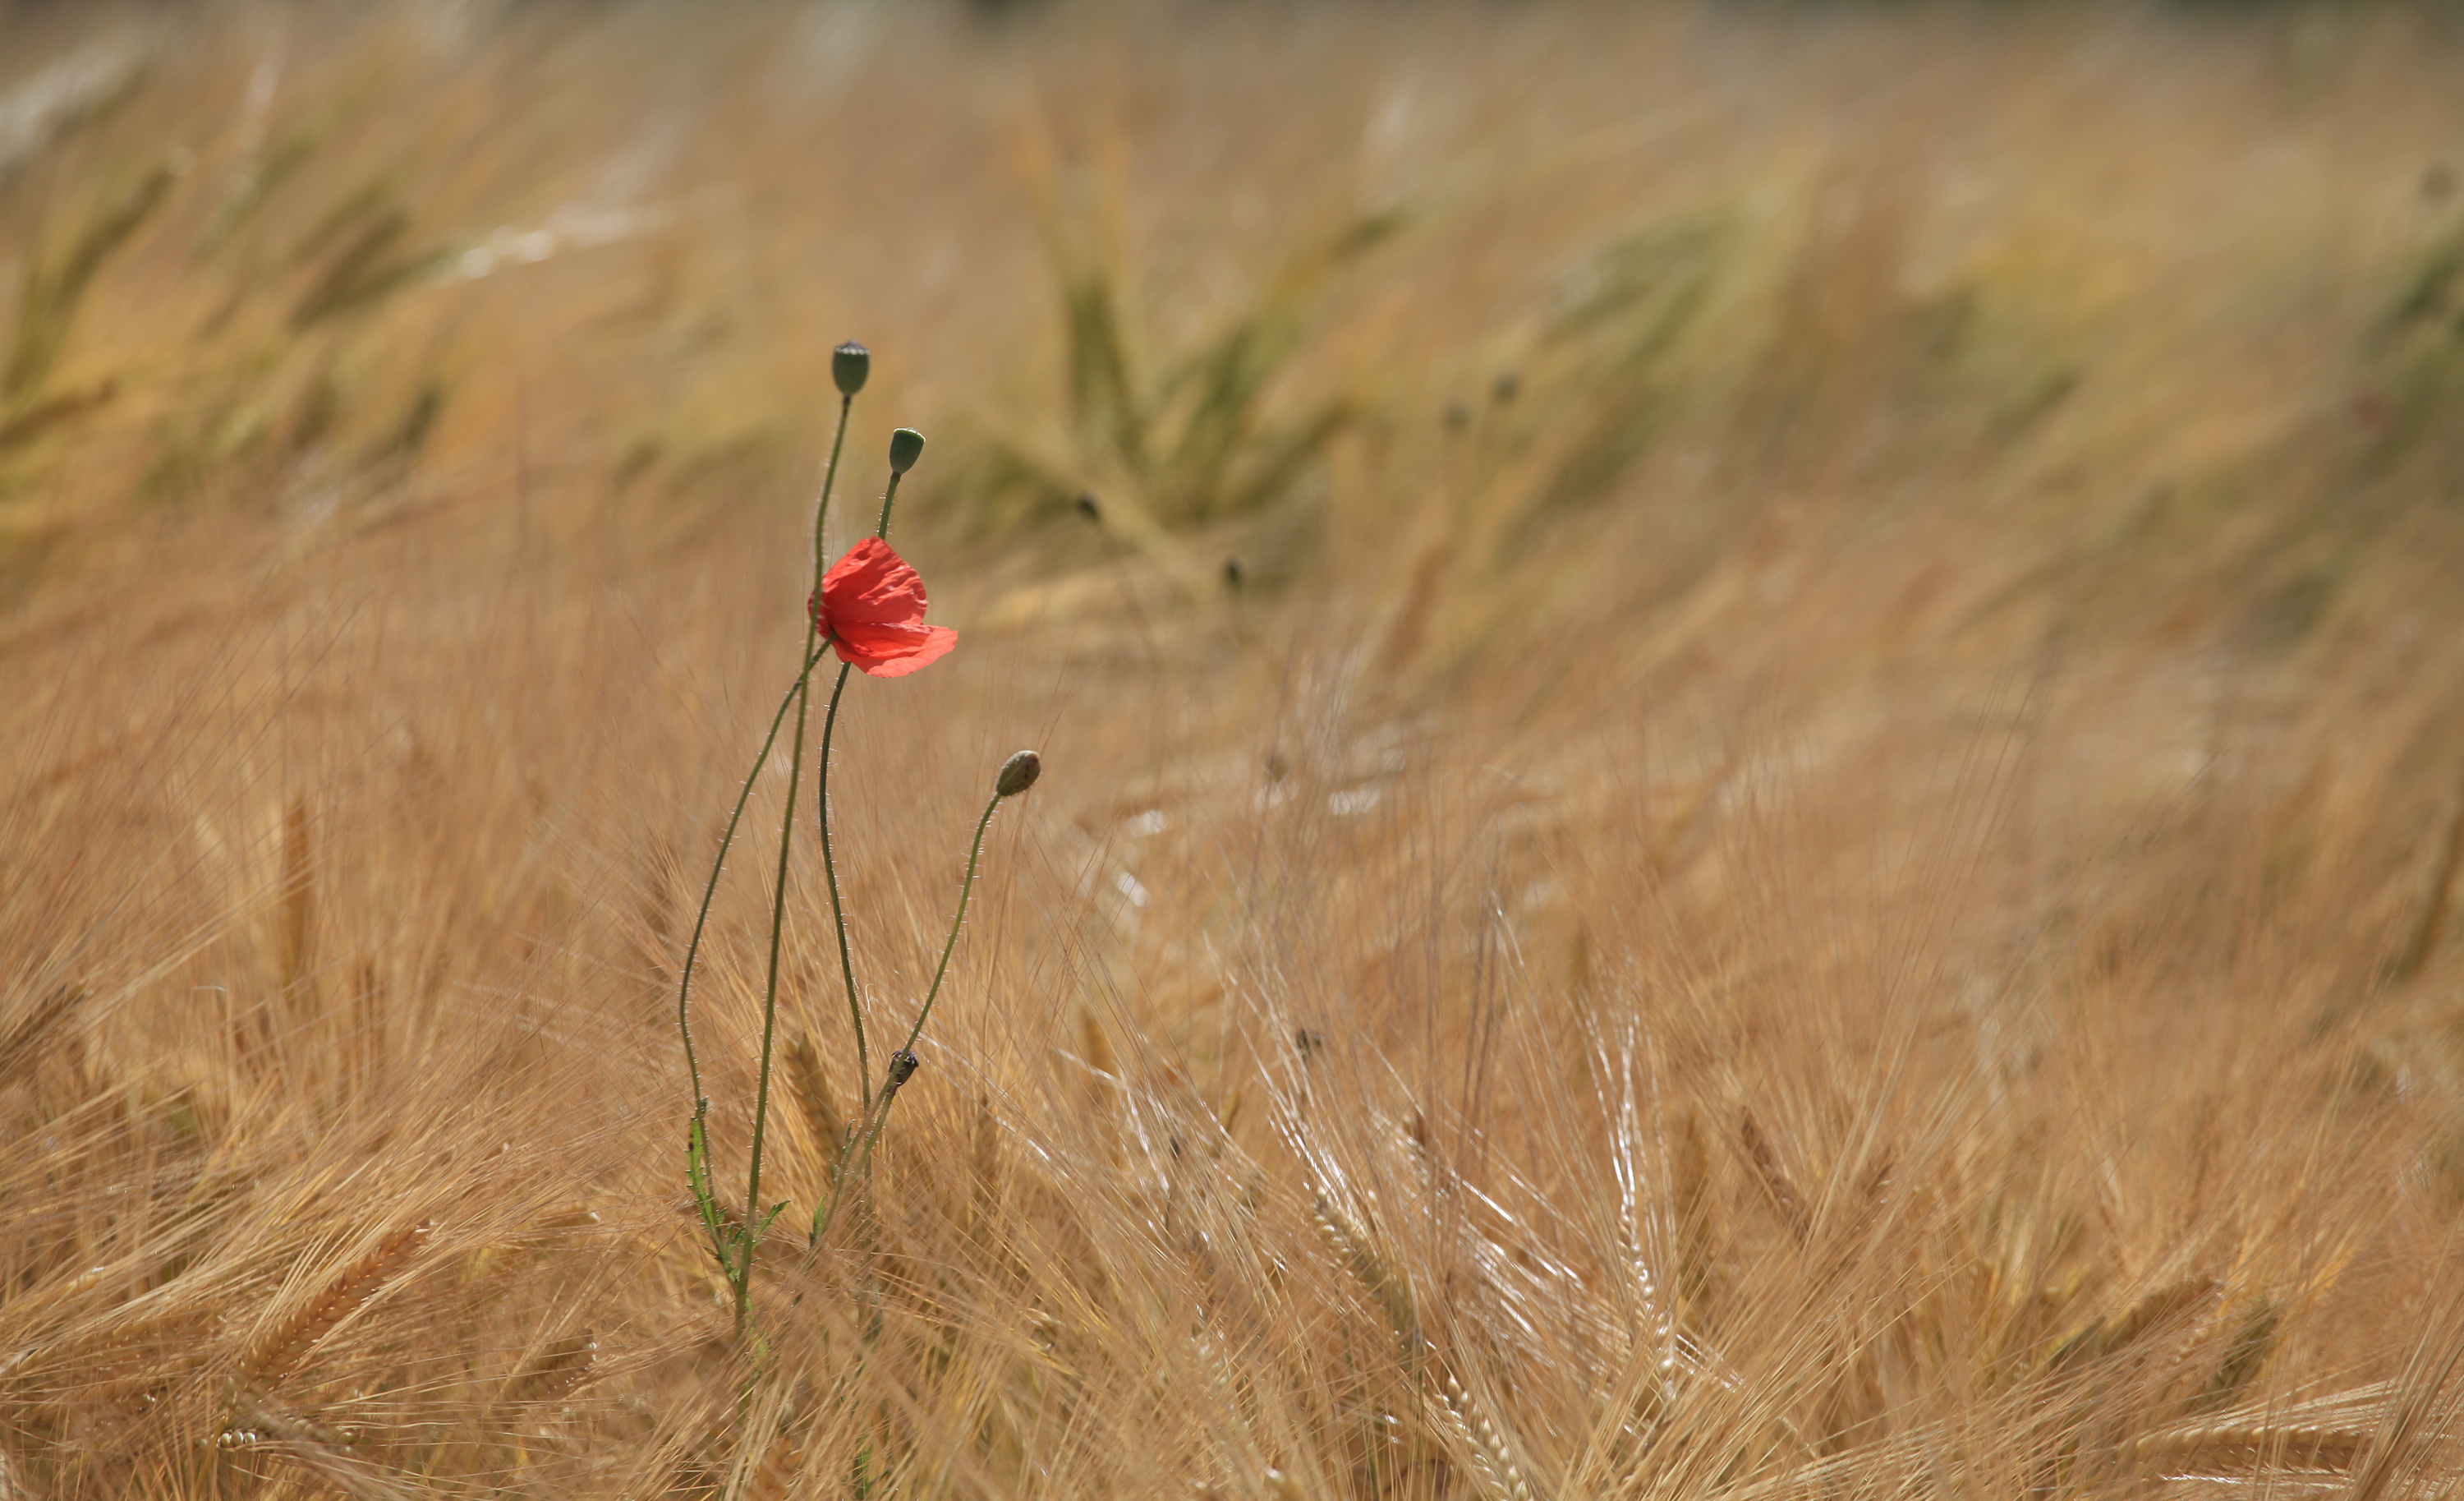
[1437,1373,1530,1501]
[241,1222,430,1381]
[0,984,84,1089]
[745,1421,807,1501]
[237,1402,420,1501]
[504,1331,598,1403]
[1737,1109,1809,1243]
[2126,1424,2365,1473]
[1311,1191,1414,1342]
[788,1030,847,1165]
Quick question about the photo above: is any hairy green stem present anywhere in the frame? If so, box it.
[814,394,851,592]
[813,465,908,1112]
[873,471,904,540]
[676,641,827,1117]
[737,669,812,1338]
[816,660,866,1112]
[811,788,1004,1246]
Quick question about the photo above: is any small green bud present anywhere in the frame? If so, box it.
[833,342,871,397]
[888,427,925,474]
[995,750,1041,799]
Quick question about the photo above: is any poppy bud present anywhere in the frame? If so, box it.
[888,428,925,474]
[833,342,871,397]
[995,749,1041,799]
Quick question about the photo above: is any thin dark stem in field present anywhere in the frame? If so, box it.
[676,640,827,1117]
[816,659,865,1112]
[873,471,904,540]
[812,786,1004,1246]
[901,790,1003,1060]
[738,668,812,1338]
[814,393,851,589]
[813,460,913,1113]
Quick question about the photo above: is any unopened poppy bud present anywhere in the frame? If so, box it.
[888,427,925,474]
[833,342,870,397]
[995,749,1041,799]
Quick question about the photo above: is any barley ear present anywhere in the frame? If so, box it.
[241,1223,430,1382]
[788,1030,848,1172]
[504,1331,598,1403]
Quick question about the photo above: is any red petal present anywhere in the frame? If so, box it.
[834,622,957,678]
[820,537,928,629]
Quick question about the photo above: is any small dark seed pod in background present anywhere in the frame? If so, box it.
[1075,493,1102,523]
[833,342,871,397]
[888,427,925,474]
[996,750,1042,799]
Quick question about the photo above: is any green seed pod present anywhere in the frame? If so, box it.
[995,750,1041,799]
[888,427,925,474]
[833,342,871,397]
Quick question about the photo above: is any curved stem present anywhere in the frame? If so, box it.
[873,472,904,540]
[738,670,814,1339]
[812,789,1004,1246]
[816,661,866,1113]
[815,394,852,595]
[677,642,826,1115]
[901,791,1003,1060]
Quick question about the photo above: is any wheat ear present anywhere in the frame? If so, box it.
[232,1402,419,1501]
[745,1420,807,1501]
[1312,1187,1537,1501]
[788,1030,848,1169]
[2124,1424,2363,1473]
[1736,1110,1809,1243]
[241,1223,430,1381]
[504,1331,598,1403]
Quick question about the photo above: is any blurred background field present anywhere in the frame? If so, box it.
[7,1,2464,1496]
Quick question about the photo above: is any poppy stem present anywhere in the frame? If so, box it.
[811,785,1004,1247]
[738,663,814,1340]
[873,471,903,540]
[902,790,1003,1061]
[814,393,851,597]
[677,641,826,1181]
[814,438,917,1115]
[815,659,866,1115]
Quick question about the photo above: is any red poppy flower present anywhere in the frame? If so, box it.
[809,537,957,678]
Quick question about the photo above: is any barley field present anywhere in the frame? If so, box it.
[5,2,2464,1496]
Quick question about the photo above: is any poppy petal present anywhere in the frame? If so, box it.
[834,621,958,678]
[820,537,928,628]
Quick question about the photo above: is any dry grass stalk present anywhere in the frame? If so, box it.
[503,1331,598,1404]
[239,1222,430,1383]
[2124,1423,2365,1473]
[232,1402,420,1501]
[278,794,316,997]
[788,1029,847,1172]
[2053,1275,2220,1369]
[1310,1191,1414,1347]
[1736,1109,1810,1244]
[1438,1373,1533,1501]
[744,1419,807,1501]
[0,984,82,1090]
